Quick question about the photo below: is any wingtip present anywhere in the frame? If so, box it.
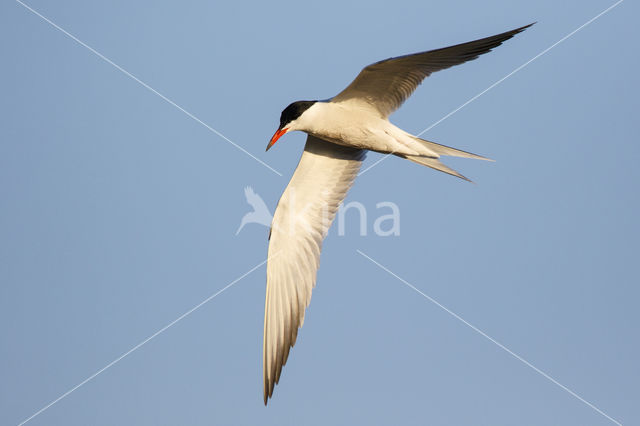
[501,22,534,39]
[516,22,536,32]
[263,381,272,405]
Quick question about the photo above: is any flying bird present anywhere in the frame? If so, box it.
[262,24,532,404]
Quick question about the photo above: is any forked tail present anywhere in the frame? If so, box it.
[399,136,493,182]
[412,135,492,161]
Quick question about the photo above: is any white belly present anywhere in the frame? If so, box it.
[303,102,427,156]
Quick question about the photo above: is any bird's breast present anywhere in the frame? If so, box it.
[305,103,387,149]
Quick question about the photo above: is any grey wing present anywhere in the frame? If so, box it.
[263,135,365,404]
[332,24,533,117]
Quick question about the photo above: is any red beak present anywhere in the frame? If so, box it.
[266,128,288,151]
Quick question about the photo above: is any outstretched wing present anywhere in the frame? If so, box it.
[263,135,365,404]
[331,24,532,117]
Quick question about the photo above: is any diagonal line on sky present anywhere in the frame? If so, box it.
[16,257,269,426]
[356,249,622,426]
[358,0,624,177]
[15,0,283,177]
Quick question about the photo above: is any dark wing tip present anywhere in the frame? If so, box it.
[501,22,535,37]
[494,22,535,45]
[517,22,536,32]
[263,317,300,406]
[375,22,535,66]
[474,21,535,49]
[264,374,274,405]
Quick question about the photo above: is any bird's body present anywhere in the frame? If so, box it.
[262,24,533,404]
[294,101,433,156]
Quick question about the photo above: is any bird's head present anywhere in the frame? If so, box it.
[266,100,317,151]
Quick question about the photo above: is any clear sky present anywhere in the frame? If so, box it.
[1,0,638,425]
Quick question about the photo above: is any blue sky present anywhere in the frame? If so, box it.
[1,0,638,425]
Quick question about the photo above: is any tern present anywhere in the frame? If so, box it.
[262,24,532,403]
